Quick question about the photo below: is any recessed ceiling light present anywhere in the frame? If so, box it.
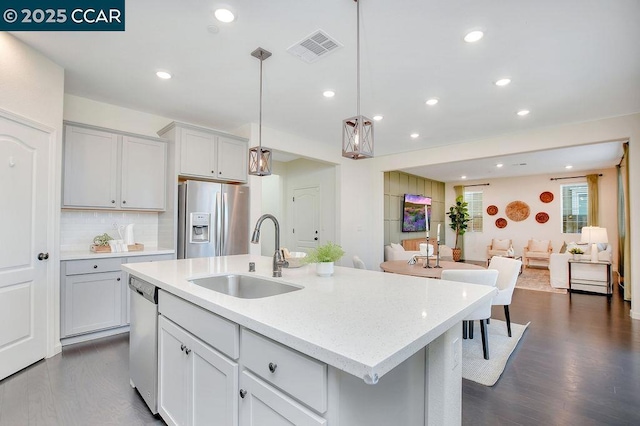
[565,165,573,169]
[425,98,439,106]
[461,175,467,179]
[464,30,484,43]
[214,8,235,23]
[496,163,504,168]
[495,78,511,86]
[323,90,335,98]
[410,133,419,139]
[517,110,530,116]
[156,71,172,80]
[373,115,383,121]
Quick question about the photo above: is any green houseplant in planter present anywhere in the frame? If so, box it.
[303,242,345,277]
[568,247,584,260]
[447,196,470,262]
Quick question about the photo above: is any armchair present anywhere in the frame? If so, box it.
[523,239,553,268]
[487,239,512,263]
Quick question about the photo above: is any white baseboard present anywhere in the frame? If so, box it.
[631,309,640,320]
[61,325,130,346]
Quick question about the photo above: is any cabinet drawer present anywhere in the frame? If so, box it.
[65,257,123,275]
[241,329,327,414]
[158,290,239,359]
[126,254,174,264]
[572,263,608,281]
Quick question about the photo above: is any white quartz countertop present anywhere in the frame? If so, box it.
[123,255,494,383]
[60,247,175,261]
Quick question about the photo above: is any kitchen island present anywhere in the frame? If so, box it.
[123,255,495,426]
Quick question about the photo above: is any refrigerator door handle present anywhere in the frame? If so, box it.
[214,192,222,256]
[221,193,228,255]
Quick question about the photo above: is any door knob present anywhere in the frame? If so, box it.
[37,252,49,261]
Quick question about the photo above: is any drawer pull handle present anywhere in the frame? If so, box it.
[117,278,121,281]
[185,348,191,355]
[111,200,115,204]
[93,265,98,269]
[268,362,277,373]
[180,344,186,352]
[239,389,247,399]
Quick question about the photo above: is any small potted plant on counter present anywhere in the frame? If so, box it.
[304,242,345,277]
[568,247,584,260]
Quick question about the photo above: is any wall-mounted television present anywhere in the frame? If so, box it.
[402,194,432,232]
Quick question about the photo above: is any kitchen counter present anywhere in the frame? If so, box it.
[60,247,175,261]
[123,254,494,383]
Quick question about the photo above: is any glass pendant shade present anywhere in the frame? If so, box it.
[342,115,373,159]
[249,146,272,176]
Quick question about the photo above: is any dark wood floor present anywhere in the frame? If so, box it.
[0,285,637,425]
[463,285,640,425]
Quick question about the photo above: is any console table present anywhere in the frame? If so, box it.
[568,259,612,299]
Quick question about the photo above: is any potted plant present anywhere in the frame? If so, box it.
[447,196,470,262]
[303,242,345,277]
[568,247,584,260]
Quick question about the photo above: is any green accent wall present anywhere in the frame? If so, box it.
[384,171,446,245]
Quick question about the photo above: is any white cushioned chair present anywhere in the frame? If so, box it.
[352,255,366,270]
[523,239,553,268]
[488,256,522,337]
[384,243,420,261]
[487,238,512,261]
[441,269,499,360]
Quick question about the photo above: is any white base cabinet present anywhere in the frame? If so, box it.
[159,315,239,426]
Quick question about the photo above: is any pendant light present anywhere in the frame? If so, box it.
[342,0,374,159]
[249,47,273,176]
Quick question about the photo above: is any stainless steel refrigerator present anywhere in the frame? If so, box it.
[177,180,250,259]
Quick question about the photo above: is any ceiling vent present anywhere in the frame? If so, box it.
[287,30,343,63]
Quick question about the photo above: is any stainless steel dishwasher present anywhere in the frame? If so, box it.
[129,276,159,414]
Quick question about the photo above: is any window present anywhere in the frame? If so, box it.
[561,183,588,233]
[464,190,483,232]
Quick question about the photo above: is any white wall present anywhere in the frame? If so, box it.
[0,33,65,355]
[445,168,618,264]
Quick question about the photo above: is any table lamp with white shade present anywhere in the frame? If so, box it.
[581,226,608,262]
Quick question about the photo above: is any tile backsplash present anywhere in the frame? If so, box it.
[60,211,159,251]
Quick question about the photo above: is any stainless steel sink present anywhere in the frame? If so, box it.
[190,274,302,299]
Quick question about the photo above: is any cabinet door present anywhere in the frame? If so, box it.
[121,136,167,210]
[239,372,326,426]
[62,271,123,336]
[190,333,239,426]
[180,128,216,177]
[159,316,190,426]
[217,136,247,182]
[63,125,119,208]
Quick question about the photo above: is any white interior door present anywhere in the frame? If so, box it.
[292,187,319,252]
[0,113,50,381]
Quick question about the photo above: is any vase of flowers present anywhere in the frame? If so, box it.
[303,242,345,277]
[568,247,584,260]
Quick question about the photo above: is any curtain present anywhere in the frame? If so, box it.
[454,185,464,258]
[617,143,631,301]
[586,174,599,226]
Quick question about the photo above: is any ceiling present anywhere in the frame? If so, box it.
[11,0,640,174]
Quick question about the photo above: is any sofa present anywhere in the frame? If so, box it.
[549,242,613,289]
[384,242,453,262]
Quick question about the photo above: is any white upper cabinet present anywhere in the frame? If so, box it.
[121,136,167,210]
[63,125,119,208]
[63,123,167,211]
[159,122,248,183]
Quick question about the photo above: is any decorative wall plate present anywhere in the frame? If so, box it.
[495,218,508,229]
[540,191,554,203]
[486,205,498,216]
[505,201,530,222]
[535,212,549,223]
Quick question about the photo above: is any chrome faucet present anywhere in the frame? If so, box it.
[250,214,288,277]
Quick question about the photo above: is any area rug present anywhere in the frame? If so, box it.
[462,319,529,386]
[516,267,566,294]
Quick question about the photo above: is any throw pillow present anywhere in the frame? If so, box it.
[560,241,567,253]
[529,239,550,252]
[597,243,608,251]
[492,239,510,250]
[390,242,404,251]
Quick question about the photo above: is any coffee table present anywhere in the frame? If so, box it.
[379,260,485,279]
